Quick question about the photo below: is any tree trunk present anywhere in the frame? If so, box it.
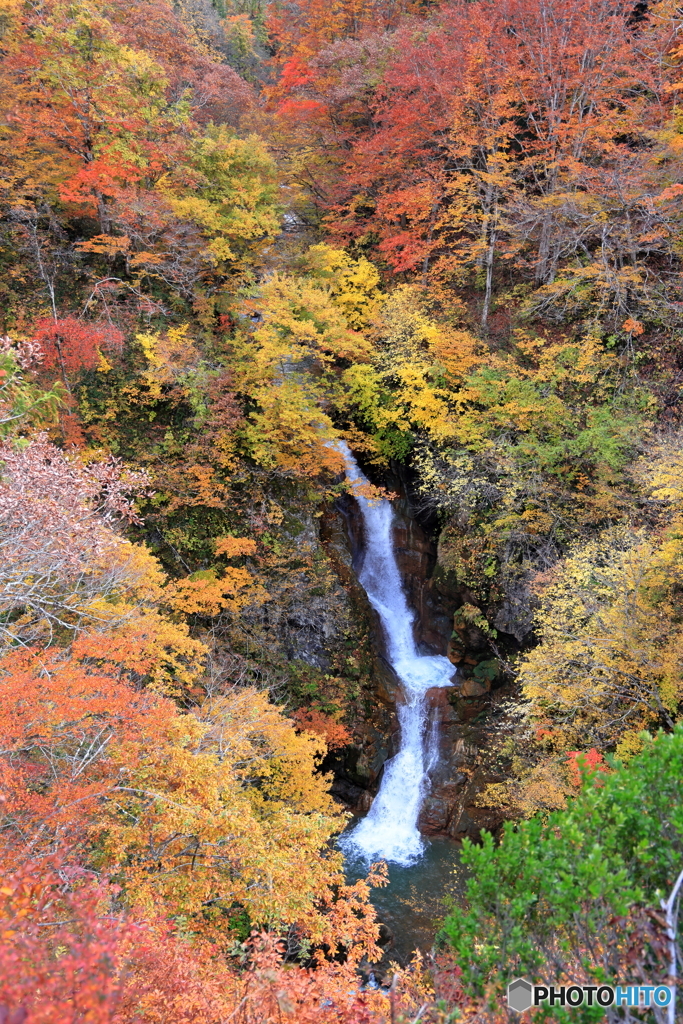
[481,195,498,331]
[661,865,683,1024]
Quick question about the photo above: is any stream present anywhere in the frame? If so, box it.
[334,443,462,952]
[336,442,456,866]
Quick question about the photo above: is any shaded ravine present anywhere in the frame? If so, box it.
[335,442,457,866]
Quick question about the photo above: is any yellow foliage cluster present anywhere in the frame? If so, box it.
[63,539,209,695]
[165,566,269,617]
[519,522,683,750]
[233,247,380,477]
[97,685,350,943]
[304,243,382,328]
[214,535,258,557]
[337,286,482,455]
[161,126,281,268]
[78,532,270,692]
[481,760,572,817]
[134,324,202,400]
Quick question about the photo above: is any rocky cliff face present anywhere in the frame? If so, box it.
[261,462,516,842]
[266,509,353,670]
[321,478,512,843]
[417,686,508,840]
[318,496,401,802]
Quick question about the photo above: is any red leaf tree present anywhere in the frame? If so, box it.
[32,317,124,374]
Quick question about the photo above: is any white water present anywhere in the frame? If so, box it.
[336,443,456,866]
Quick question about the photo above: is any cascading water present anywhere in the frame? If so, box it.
[336,442,456,866]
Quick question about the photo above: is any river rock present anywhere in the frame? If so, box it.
[417,796,452,834]
[424,685,454,709]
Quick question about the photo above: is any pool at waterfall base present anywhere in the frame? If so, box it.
[343,834,465,965]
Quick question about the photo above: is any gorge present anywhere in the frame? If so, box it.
[336,442,457,866]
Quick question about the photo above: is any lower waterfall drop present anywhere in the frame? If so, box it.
[336,442,456,867]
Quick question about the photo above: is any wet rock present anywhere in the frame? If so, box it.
[437,700,459,725]
[455,698,488,724]
[448,787,505,839]
[357,790,374,813]
[374,655,403,706]
[448,807,479,839]
[417,796,452,834]
[388,505,458,654]
[447,633,465,664]
[425,685,455,709]
[330,778,365,806]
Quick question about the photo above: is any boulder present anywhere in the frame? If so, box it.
[447,633,465,664]
[417,796,453,834]
[492,577,537,641]
[357,790,374,813]
[460,676,491,697]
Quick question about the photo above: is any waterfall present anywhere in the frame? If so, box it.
[336,442,456,866]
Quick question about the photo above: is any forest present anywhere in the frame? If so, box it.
[2,0,683,1019]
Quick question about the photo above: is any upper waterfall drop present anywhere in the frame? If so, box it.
[335,441,456,866]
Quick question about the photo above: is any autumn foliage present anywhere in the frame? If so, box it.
[566,749,608,788]
[0,858,395,1024]
[273,0,679,323]
[3,0,683,1017]
[32,317,124,373]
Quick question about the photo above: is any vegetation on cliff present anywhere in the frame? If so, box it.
[2,0,683,1017]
